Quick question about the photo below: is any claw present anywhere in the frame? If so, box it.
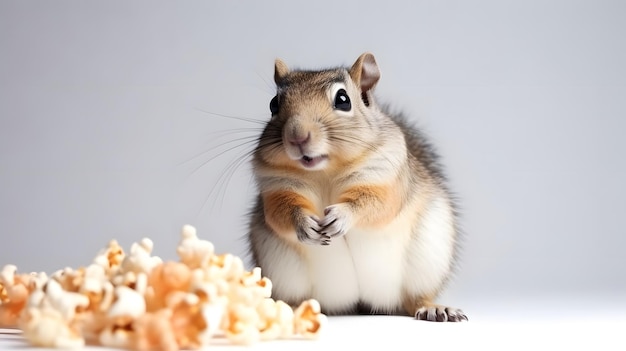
[319,218,337,229]
[447,308,467,322]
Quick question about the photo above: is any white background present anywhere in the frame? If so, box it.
[1,1,625,346]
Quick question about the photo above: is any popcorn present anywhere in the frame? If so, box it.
[240,266,272,299]
[205,253,246,292]
[294,299,327,339]
[98,286,146,349]
[2,225,326,350]
[18,278,90,348]
[219,267,273,345]
[121,238,162,276]
[196,295,225,343]
[51,267,84,293]
[256,298,295,340]
[111,271,148,296]
[224,303,261,345]
[145,261,191,312]
[131,309,177,351]
[80,264,115,313]
[176,225,214,269]
[42,279,90,322]
[20,305,85,349]
[93,239,125,274]
[0,265,30,327]
[165,291,206,349]
[108,286,146,319]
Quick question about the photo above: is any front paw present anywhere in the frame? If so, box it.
[296,215,331,245]
[319,204,353,239]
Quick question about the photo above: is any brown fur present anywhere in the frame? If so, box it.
[263,191,317,236]
[337,184,402,228]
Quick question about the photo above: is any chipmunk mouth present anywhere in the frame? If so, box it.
[300,155,328,169]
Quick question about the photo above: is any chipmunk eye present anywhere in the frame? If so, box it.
[333,89,351,112]
[269,95,279,114]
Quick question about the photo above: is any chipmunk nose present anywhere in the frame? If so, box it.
[288,132,311,146]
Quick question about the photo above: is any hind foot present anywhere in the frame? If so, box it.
[414,305,468,322]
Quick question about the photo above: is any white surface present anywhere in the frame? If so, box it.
[2,297,625,350]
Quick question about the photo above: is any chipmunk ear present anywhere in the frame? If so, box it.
[274,59,290,84]
[349,52,380,93]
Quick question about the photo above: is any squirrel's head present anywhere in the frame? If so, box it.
[257,53,383,172]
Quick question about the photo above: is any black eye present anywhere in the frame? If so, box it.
[269,95,279,114]
[334,89,351,112]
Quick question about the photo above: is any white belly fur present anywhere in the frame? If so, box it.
[301,239,360,312]
[261,196,457,314]
[301,196,456,313]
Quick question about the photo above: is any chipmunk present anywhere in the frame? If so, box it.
[246,53,466,322]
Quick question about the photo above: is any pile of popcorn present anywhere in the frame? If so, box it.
[0,225,326,350]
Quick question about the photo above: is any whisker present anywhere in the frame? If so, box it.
[255,70,276,95]
[196,145,256,218]
[194,107,267,125]
[187,137,261,177]
[196,130,284,218]
[325,122,401,169]
[178,130,262,167]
